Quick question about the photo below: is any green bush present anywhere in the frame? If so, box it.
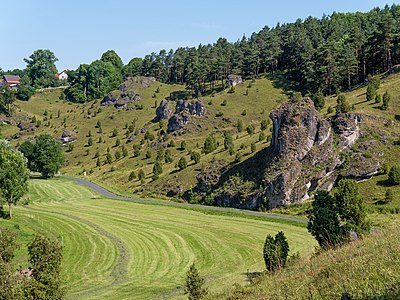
[388,166,400,185]
[263,231,290,272]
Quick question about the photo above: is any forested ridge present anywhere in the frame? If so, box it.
[132,4,400,95]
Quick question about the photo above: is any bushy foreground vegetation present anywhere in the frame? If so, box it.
[214,222,400,300]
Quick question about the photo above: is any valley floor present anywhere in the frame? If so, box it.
[0,177,315,299]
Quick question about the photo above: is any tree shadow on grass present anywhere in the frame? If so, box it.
[376,179,393,187]
[243,271,265,283]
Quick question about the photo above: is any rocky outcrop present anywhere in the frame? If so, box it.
[154,99,206,133]
[60,130,77,144]
[227,74,243,87]
[101,77,144,108]
[263,98,380,208]
[155,99,174,121]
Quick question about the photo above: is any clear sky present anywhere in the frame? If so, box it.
[1,0,397,71]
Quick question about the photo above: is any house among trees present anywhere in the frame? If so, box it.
[0,74,21,89]
[55,70,68,81]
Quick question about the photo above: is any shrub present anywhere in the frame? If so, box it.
[129,171,136,181]
[263,231,290,272]
[177,157,187,170]
[203,135,217,154]
[246,124,255,135]
[388,166,400,185]
[191,151,201,164]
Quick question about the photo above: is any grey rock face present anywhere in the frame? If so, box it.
[227,74,243,87]
[101,77,142,108]
[155,99,174,121]
[167,114,190,133]
[264,98,349,208]
[154,99,206,133]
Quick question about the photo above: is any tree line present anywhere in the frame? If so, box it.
[131,4,400,96]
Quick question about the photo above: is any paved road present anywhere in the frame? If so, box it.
[63,176,308,224]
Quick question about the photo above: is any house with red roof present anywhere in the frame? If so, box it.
[0,75,21,89]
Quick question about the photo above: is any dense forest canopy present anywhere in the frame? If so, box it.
[134,4,400,96]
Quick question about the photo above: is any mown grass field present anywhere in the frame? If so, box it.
[0,177,316,299]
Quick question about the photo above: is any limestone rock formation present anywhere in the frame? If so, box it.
[101,77,144,108]
[154,99,206,133]
[227,74,243,87]
[263,98,379,208]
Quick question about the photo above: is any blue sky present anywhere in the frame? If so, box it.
[1,0,396,71]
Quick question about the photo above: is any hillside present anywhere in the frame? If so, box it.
[213,219,400,300]
[2,75,286,201]
[2,70,400,213]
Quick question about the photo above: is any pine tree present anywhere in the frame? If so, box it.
[184,263,208,300]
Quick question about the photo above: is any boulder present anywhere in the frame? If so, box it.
[175,99,206,116]
[227,74,243,87]
[155,99,174,121]
[60,130,77,144]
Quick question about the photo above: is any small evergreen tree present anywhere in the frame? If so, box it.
[223,132,234,150]
[203,135,217,154]
[251,143,256,153]
[312,89,325,110]
[366,82,376,102]
[138,169,145,183]
[184,263,208,300]
[382,91,390,110]
[164,149,173,163]
[236,119,244,132]
[336,94,350,114]
[153,160,163,176]
[177,157,188,170]
[307,191,345,249]
[180,140,187,150]
[122,145,128,157]
[260,119,268,131]
[246,124,255,135]
[191,151,201,164]
[263,231,290,272]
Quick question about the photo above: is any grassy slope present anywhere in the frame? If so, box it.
[213,220,400,300]
[3,76,285,198]
[0,178,316,300]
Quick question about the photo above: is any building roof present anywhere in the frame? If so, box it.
[3,75,20,83]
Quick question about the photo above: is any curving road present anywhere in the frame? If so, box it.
[62,175,308,224]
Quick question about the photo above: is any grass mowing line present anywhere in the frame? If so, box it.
[19,206,117,295]
[20,205,129,299]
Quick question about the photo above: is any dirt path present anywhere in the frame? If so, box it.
[63,176,308,224]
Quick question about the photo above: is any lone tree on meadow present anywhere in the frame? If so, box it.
[0,140,29,218]
[184,263,208,300]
